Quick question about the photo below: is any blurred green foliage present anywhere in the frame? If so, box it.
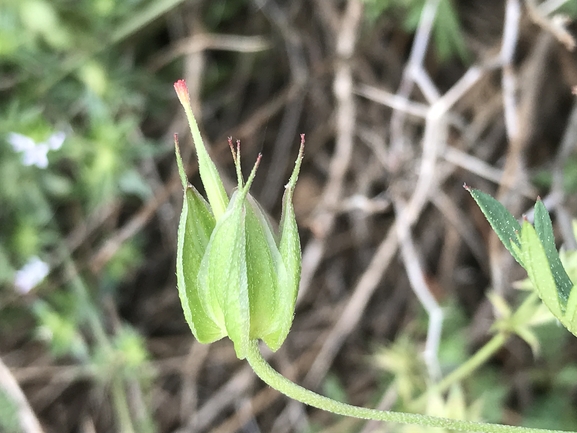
[1,0,576,431]
[1,0,166,283]
[0,388,20,433]
[533,155,577,195]
[0,0,174,429]
[372,299,577,431]
[363,0,469,62]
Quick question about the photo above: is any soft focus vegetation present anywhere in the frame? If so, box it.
[1,1,577,432]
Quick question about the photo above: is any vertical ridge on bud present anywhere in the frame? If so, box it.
[175,136,223,343]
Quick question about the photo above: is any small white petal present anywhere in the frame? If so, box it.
[7,132,36,152]
[22,144,50,168]
[46,131,66,150]
[14,256,50,294]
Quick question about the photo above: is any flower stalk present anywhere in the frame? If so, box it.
[245,339,570,433]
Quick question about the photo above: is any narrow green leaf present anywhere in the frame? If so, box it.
[466,187,523,266]
[517,221,563,320]
[533,199,573,309]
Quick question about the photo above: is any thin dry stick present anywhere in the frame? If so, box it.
[175,365,255,433]
[254,0,309,209]
[493,0,546,296]
[303,61,487,389]
[538,0,571,15]
[389,0,441,159]
[304,223,400,386]
[526,0,576,51]
[501,0,521,141]
[442,146,537,199]
[431,190,489,273]
[149,33,271,71]
[276,1,364,427]
[395,201,443,381]
[179,342,209,424]
[355,84,430,118]
[0,357,45,433]
[298,0,362,300]
[393,66,484,379]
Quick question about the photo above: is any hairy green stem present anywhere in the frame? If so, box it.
[245,340,573,433]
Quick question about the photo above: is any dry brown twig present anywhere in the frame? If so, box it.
[525,0,576,51]
[0,357,45,433]
[298,0,363,301]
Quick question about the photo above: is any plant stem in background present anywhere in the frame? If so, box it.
[245,339,572,433]
[111,378,135,433]
[413,332,508,408]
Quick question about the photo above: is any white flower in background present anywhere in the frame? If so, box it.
[7,131,65,168]
[14,256,50,294]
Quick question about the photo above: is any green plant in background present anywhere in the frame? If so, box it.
[0,388,20,433]
[1,3,177,430]
[0,0,169,288]
[466,187,577,337]
[363,0,469,62]
[175,79,577,433]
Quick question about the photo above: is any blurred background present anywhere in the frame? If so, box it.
[1,0,577,432]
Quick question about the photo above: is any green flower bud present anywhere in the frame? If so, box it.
[174,80,304,359]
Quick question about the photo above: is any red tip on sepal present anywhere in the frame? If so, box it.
[174,80,191,106]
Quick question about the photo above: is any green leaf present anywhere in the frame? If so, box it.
[533,199,573,309]
[434,0,469,62]
[516,221,563,322]
[564,287,577,335]
[465,187,523,266]
[266,140,304,350]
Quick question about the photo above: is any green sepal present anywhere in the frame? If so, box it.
[197,191,250,358]
[533,199,572,309]
[244,194,284,344]
[175,141,223,343]
[465,187,523,266]
[266,140,304,349]
[174,80,229,219]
